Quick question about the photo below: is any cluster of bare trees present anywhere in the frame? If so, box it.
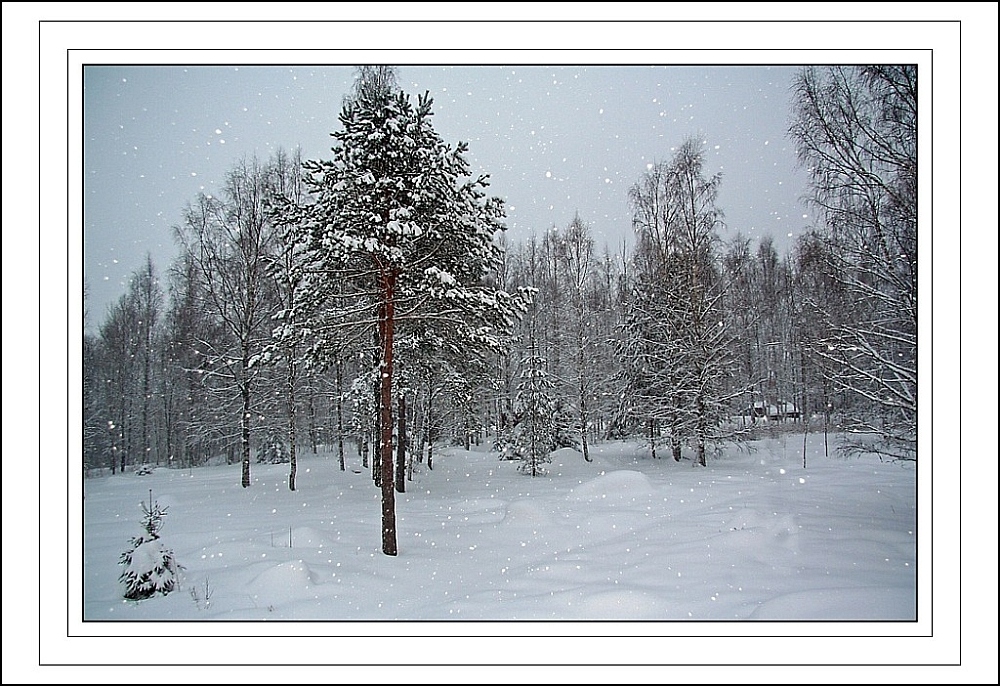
[790,65,917,459]
[495,214,623,473]
[83,155,318,479]
[495,64,917,464]
[84,257,163,475]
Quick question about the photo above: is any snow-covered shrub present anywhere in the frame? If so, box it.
[548,396,578,451]
[495,430,515,460]
[257,430,290,464]
[119,497,183,600]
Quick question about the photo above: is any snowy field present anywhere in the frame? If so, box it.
[82,433,916,621]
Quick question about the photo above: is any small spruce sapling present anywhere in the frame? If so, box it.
[257,429,290,464]
[119,490,183,600]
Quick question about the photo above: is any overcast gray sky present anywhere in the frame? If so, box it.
[83,64,810,326]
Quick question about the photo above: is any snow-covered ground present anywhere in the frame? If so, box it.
[83,433,916,621]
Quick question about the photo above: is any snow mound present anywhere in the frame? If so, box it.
[500,499,553,527]
[574,589,668,619]
[451,498,506,524]
[749,586,915,620]
[567,470,655,502]
[289,526,335,549]
[549,447,584,465]
[247,560,318,606]
[452,498,505,515]
[723,510,799,542]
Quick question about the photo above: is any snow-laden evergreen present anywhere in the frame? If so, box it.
[508,352,557,476]
[118,495,183,601]
[291,71,531,554]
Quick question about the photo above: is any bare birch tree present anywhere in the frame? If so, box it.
[790,65,917,459]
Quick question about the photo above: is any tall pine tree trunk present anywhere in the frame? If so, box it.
[378,272,398,556]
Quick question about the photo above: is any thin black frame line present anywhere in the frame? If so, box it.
[41,18,965,25]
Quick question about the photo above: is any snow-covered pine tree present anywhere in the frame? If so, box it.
[299,68,530,555]
[119,494,183,600]
[510,349,558,477]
